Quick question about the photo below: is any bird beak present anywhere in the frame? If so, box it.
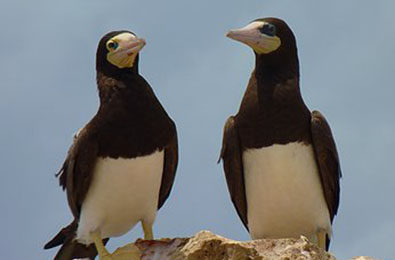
[226,26,261,47]
[226,23,281,54]
[124,38,146,56]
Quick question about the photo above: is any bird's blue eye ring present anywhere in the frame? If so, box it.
[107,41,119,50]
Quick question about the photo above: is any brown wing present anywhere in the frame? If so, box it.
[310,110,342,222]
[57,126,99,218]
[219,116,249,230]
[158,126,178,209]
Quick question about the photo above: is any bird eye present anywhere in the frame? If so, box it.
[107,41,119,50]
[259,24,276,37]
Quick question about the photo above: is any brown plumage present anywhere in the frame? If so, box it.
[44,31,178,259]
[220,18,341,250]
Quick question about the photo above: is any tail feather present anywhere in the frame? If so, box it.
[45,221,109,260]
[44,222,76,249]
[52,239,101,260]
[326,235,331,251]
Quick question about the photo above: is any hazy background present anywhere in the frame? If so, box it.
[1,1,394,259]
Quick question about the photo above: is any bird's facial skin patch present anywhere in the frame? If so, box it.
[227,21,281,54]
[106,32,146,69]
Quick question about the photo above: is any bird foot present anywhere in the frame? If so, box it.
[99,243,141,260]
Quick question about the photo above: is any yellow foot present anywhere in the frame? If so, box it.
[317,230,327,250]
[142,220,153,240]
[99,243,142,260]
[91,232,141,260]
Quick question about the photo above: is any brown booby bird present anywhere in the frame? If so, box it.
[219,18,341,250]
[44,30,178,260]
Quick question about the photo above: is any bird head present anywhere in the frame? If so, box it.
[96,31,146,76]
[226,18,297,57]
[227,18,299,81]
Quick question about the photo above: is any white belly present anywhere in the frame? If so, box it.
[76,150,164,245]
[243,142,331,243]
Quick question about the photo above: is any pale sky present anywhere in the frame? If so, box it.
[1,1,394,259]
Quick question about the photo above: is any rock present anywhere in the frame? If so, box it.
[134,230,336,260]
[351,256,382,260]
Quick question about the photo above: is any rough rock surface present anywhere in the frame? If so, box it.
[350,258,381,260]
[134,230,336,260]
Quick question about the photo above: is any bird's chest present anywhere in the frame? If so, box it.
[77,150,164,243]
[242,142,330,239]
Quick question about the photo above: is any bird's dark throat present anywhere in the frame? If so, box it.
[254,52,299,97]
[236,51,311,148]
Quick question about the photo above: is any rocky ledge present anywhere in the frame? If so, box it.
[127,231,377,260]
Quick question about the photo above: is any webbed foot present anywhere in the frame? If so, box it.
[91,232,141,260]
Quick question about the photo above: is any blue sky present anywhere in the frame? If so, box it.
[1,1,394,259]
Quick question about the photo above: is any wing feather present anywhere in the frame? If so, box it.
[57,126,99,218]
[158,124,178,209]
[310,110,342,221]
[219,116,249,230]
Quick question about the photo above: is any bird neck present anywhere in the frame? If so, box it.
[236,53,311,147]
[96,72,150,114]
[96,54,140,78]
[254,53,301,104]
[94,72,173,158]
[97,65,139,80]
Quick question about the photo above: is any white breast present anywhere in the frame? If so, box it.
[243,142,331,243]
[76,150,164,245]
